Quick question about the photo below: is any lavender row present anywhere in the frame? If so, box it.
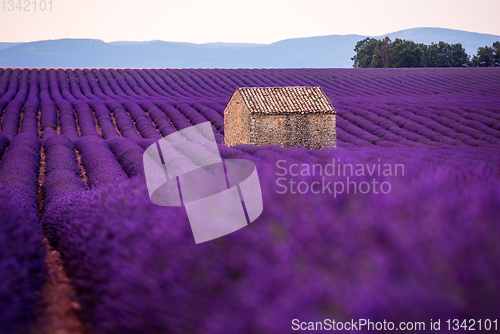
[42,134,87,206]
[0,69,30,138]
[0,132,41,209]
[121,101,162,139]
[138,100,177,136]
[0,189,46,334]
[105,137,145,177]
[74,136,128,187]
[0,69,21,117]
[105,100,142,140]
[0,132,46,334]
[87,101,120,139]
[0,68,12,97]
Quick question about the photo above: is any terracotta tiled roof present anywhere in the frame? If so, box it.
[236,86,334,115]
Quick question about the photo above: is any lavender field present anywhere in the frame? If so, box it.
[0,67,500,333]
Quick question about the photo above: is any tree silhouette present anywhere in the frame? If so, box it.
[352,39,469,68]
[471,41,500,67]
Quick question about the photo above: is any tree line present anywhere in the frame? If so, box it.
[351,37,500,68]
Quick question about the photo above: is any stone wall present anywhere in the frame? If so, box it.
[224,91,251,146]
[250,114,336,149]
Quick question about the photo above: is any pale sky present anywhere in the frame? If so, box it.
[0,0,499,44]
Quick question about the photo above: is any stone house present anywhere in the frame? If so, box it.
[224,86,336,149]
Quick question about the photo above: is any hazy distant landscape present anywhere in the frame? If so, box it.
[1,27,499,68]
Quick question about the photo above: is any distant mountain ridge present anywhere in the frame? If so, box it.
[0,42,20,51]
[0,28,498,68]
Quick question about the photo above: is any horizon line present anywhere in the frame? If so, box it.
[2,27,500,46]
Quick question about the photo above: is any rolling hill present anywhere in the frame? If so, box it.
[1,28,499,68]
